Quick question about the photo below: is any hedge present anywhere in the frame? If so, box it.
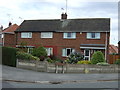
[2,47,17,67]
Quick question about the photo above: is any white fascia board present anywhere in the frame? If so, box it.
[80,47,105,49]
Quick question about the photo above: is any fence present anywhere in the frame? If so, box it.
[16,59,119,73]
[109,54,119,64]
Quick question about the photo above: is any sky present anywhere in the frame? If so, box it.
[0,0,119,46]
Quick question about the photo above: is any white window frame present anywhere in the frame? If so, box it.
[41,32,53,38]
[87,32,100,39]
[62,48,75,57]
[21,32,32,38]
[63,32,76,39]
[46,48,53,56]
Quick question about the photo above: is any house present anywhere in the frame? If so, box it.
[0,25,3,46]
[109,44,118,54]
[2,23,18,47]
[15,13,110,61]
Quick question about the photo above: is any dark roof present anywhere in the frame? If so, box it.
[16,18,110,32]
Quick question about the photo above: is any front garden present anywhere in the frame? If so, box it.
[2,46,119,73]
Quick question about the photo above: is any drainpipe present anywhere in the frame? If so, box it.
[105,31,108,62]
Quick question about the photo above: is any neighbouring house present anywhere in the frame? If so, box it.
[15,13,110,62]
[0,25,3,46]
[109,44,119,64]
[2,23,18,47]
[109,44,118,54]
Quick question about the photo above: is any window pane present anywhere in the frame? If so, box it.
[91,33,95,38]
[67,49,71,56]
[95,33,100,39]
[67,33,71,37]
[46,48,53,56]
[87,33,91,38]
[62,49,66,56]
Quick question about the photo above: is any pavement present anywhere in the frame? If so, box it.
[2,65,120,88]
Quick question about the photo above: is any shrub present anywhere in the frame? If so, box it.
[91,51,105,64]
[67,52,84,64]
[16,51,40,61]
[32,47,47,61]
[2,47,17,67]
[46,57,53,63]
[77,60,92,64]
[114,59,120,65]
[96,62,110,66]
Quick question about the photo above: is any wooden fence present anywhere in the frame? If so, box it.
[16,59,119,73]
[109,54,119,64]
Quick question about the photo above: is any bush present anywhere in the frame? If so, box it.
[67,52,84,64]
[46,57,53,63]
[32,47,47,61]
[96,62,110,66]
[91,51,105,64]
[77,60,92,64]
[114,59,120,65]
[2,47,17,67]
[16,51,40,61]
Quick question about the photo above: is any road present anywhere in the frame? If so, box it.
[2,65,119,89]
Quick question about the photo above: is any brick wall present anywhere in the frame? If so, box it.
[4,33,16,47]
[16,32,110,60]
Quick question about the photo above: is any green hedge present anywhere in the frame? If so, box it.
[2,47,17,67]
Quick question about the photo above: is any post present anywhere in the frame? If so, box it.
[44,61,48,72]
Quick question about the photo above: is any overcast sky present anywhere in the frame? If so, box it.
[0,0,119,46]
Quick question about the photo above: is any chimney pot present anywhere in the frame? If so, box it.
[61,13,67,19]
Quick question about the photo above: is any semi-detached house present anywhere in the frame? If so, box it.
[15,13,110,62]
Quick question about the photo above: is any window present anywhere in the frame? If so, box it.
[21,32,32,38]
[28,48,33,54]
[41,32,53,38]
[62,48,75,57]
[46,48,53,56]
[87,32,100,39]
[63,32,76,39]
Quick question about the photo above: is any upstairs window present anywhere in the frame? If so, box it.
[41,32,53,38]
[62,48,75,57]
[63,32,76,39]
[46,48,53,56]
[21,32,32,38]
[87,32,100,39]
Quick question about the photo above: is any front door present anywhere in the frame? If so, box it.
[84,49,90,60]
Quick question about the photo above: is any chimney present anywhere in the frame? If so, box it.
[8,22,12,27]
[61,13,67,19]
[0,25,3,30]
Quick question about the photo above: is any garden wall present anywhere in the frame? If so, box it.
[16,59,119,73]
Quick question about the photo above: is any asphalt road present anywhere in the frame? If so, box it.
[2,65,120,88]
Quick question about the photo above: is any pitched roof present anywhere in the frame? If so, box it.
[15,18,110,32]
[109,45,118,54]
[3,24,19,33]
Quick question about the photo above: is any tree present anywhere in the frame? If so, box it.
[32,47,47,61]
[91,51,105,64]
